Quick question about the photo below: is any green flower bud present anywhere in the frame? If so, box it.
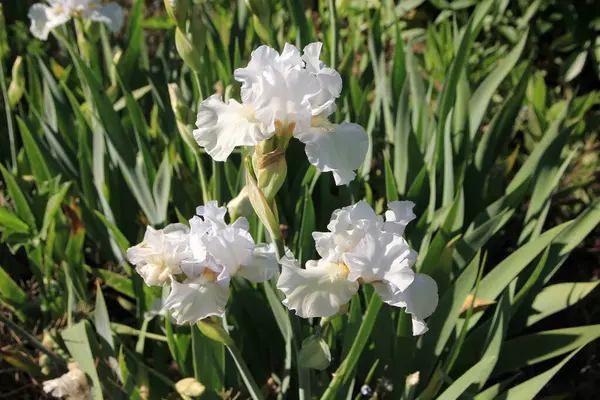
[244,155,281,241]
[167,83,193,124]
[227,186,253,222]
[175,28,202,72]
[164,0,188,29]
[7,56,24,109]
[298,335,331,370]
[197,318,234,347]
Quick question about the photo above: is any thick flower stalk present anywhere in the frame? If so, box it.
[28,0,123,40]
[194,42,369,196]
[277,201,438,335]
[127,201,278,324]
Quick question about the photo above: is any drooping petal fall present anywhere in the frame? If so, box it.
[295,120,369,186]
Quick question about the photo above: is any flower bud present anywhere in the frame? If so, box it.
[7,56,24,109]
[197,318,234,347]
[175,28,202,72]
[244,156,281,241]
[298,335,331,370]
[164,0,188,29]
[253,146,287,203]
[168,83,193,124]
[227,186,253,221]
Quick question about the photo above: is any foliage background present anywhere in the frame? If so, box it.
[1,0,599,399]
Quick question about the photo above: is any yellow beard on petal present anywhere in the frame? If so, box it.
[201,268,218,283]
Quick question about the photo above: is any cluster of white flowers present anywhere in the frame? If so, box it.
[193,42,369,186]
[28,0,124,40]
[277,201,438,335]
[127,201,278,324]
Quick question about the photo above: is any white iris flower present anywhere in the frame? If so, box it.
[127,201,279,325]
[277,201,438,335]
[193,42,368,186]
[28,0,124,41]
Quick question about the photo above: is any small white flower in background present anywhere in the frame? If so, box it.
[194,42,368,186]
[28,0,124,41]
[43,362,91,400]
[127,201,278,325]
[126,223,191,286]
[277,200,438,335]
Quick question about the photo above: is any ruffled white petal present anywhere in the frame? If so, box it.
[234,45,280,104]
[85,2,123,33]
[193,94,271,161]
[237,243,279,282]
[295,121,368,186]
[372,273,438,335]
[165,276,230,324]
[302,42,343,117]
[206,226,255,276]
[126,224,191,286]
[28,3,71,40]
[277,257,358,318]
[384,201,417,235]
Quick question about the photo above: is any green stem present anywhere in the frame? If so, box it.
[226,339,266,400]
[320,294,382,400]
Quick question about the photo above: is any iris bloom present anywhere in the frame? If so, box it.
[194,42,368,186]
[277,201,438,335]
[28,0,124,40]
[127,201,278,325]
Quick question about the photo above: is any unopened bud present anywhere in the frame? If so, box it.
[164,0,188,29]
[7,56,24,108]
[227,186,252,221]
[244,156,281,241]
[298,335,331,370]
[168,83,193,124]
[175,28,202,72]
[197,318,233,347]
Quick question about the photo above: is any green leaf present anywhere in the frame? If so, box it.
[477,221,571,303]
[417,251,479,384]
[498,346,584,399]
[40,182,71,240]
[493,325,600,376]
[153,152,172,225]
[384,153,399,202]
[61,320,104,399]
[437,357,497,400]
[321,294,382,399]
[0,207,30,235]
[93,211,131,254]
[16,116,52,183]
[95,283,115,351]
[0,163,37,231]
[469,32,528,137]
[525,282,600,327]
[0,265,30,321]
